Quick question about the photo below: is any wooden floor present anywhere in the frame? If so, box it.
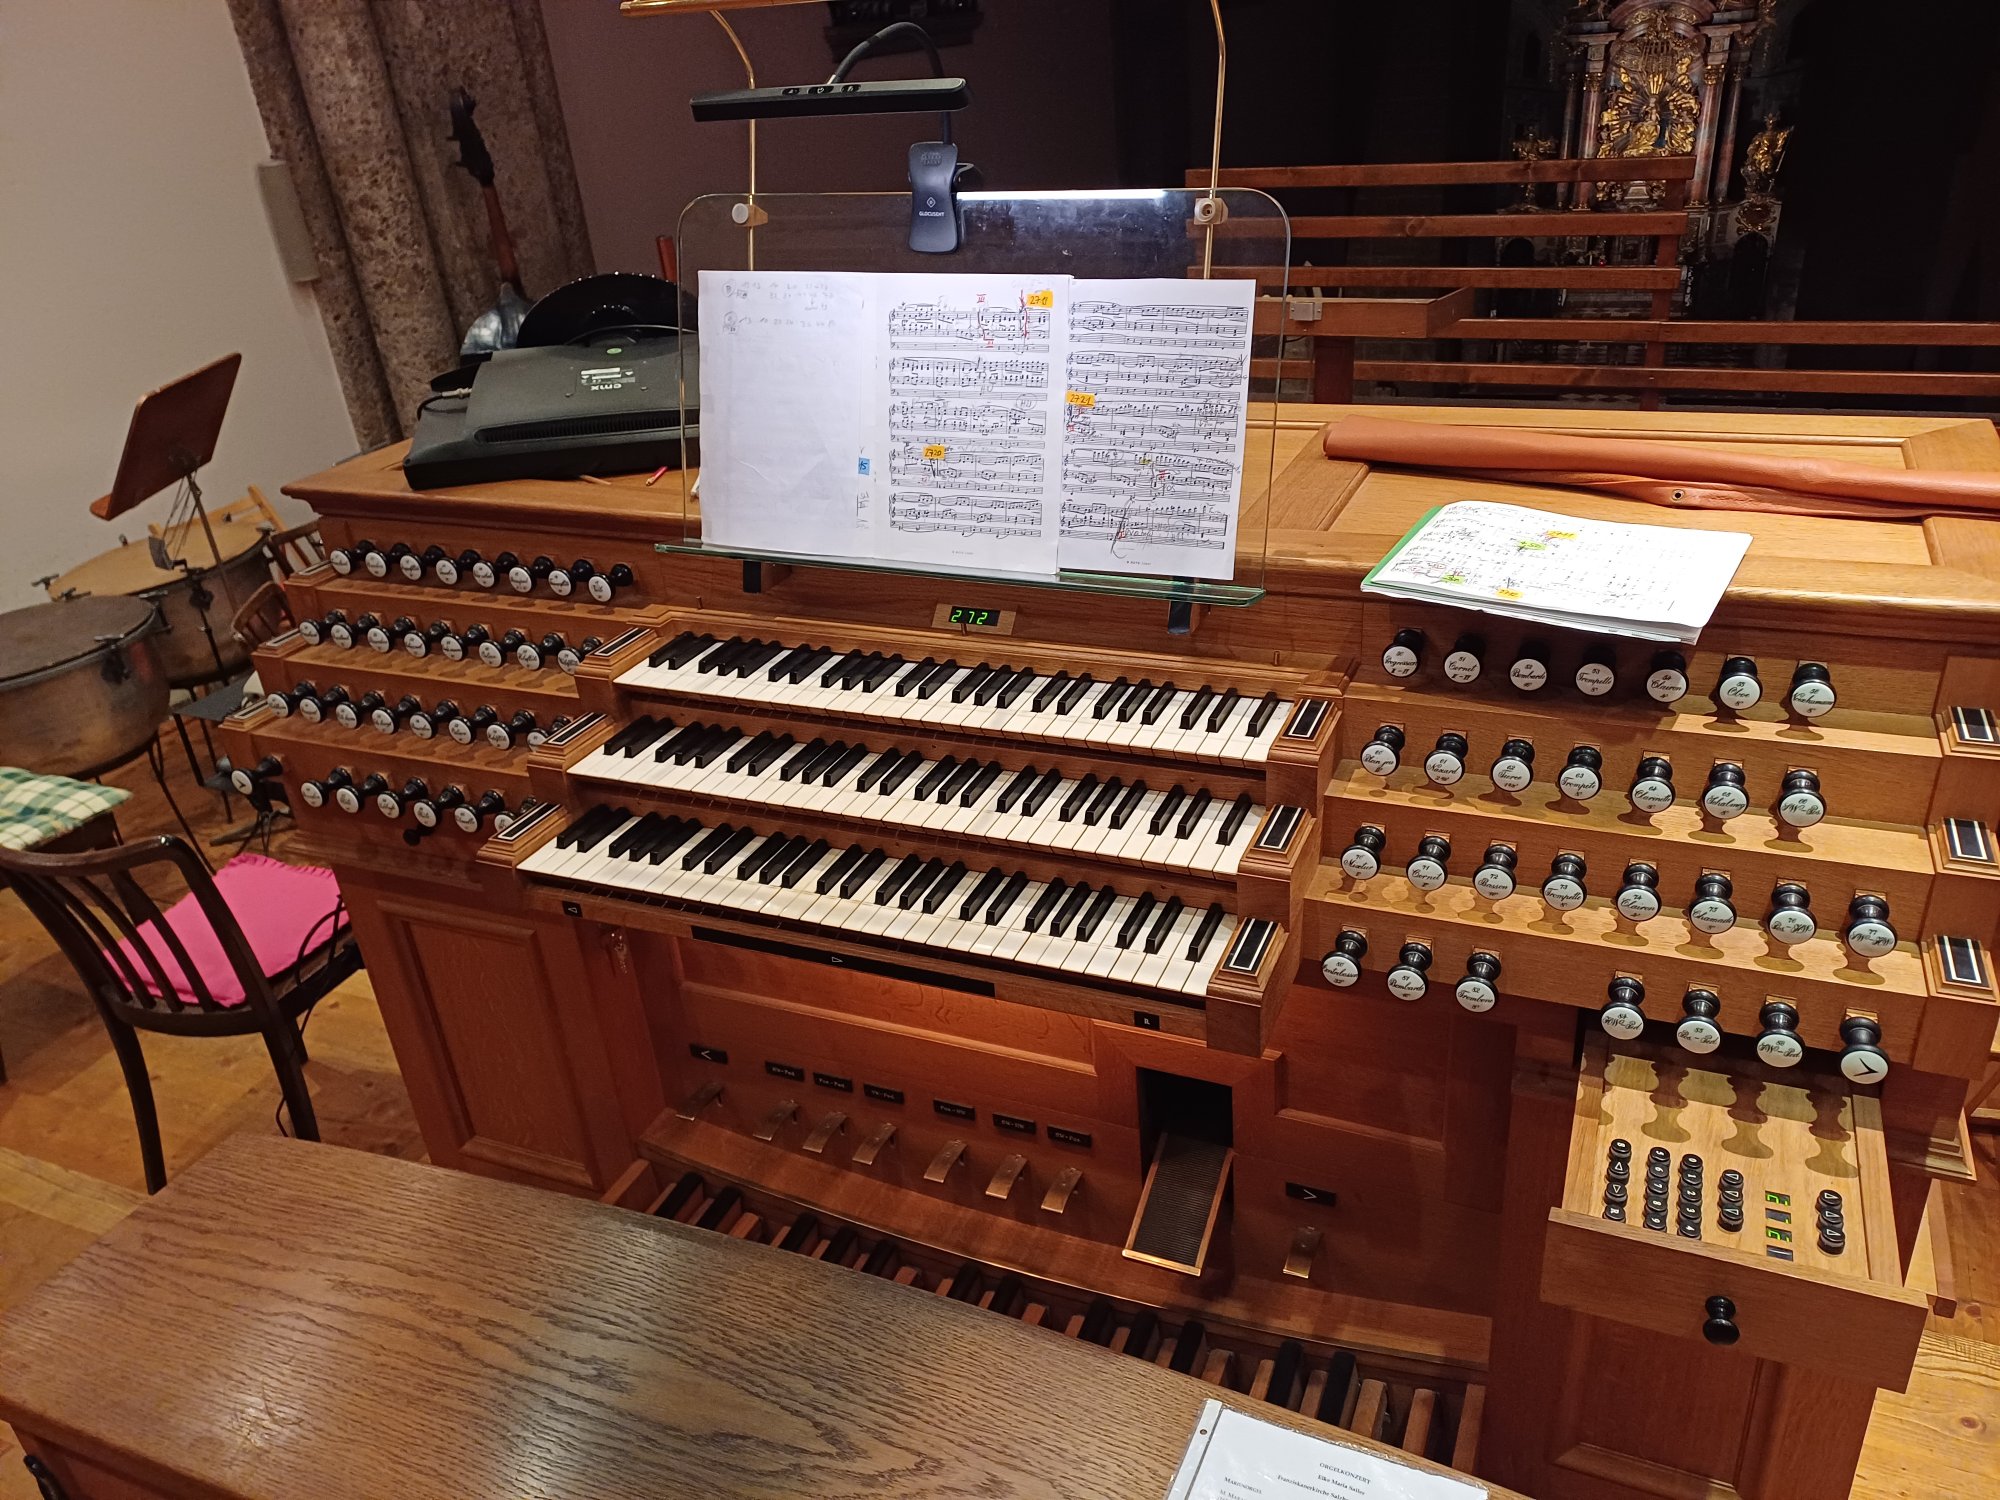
[0,734,1993,1497]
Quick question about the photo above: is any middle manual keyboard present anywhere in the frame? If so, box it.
[567,714,1277,875]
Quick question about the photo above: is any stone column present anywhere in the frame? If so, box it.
[1573,40,1610,210]
[1557,66,1581,208]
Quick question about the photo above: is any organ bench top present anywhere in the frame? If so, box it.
[287,404,2000,633]
[0,1135,1528,1500]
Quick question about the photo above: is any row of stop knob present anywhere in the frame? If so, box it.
[1339,826,1898,956]
[1318,938,1890,1081]
[298,611,601,672]
[1381,629,1836,718]
[1360,724,1825,827]
[228,760,513,834]
[263,682,564,749]
[328,541,635,600]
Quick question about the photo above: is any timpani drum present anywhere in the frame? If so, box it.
[46,520,273,687]
[0,595,170,777]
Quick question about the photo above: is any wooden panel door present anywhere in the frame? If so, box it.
[341,872,643,1197]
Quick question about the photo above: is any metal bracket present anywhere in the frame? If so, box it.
[1040,1165,1083,1215]
[675,1080,722,1120]
[923,1138,967,1183]
[984,1153,1029,1200]
[752,1098,797,1142]
[802,1111,848,1155]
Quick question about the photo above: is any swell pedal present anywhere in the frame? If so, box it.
[1123,1134,1233,1276]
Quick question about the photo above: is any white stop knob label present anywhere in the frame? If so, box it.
[1407,857,1447,892]
[1473,867,1516,901]
[1616,887,1661,922]
[435,559,460,586]
[1360,743,1398,777]
[1424,752,1463,786]
[448,720,474,745]
[477,642,505,668]
[1542,877,1586,911]
[588,574,614,603]
[1766,909,1815,944]
[300,783,325,808]
[1791,680,1835,718]
[1702,785,1748,820]
[1778,792,1825,828]
[334,704,359,730]
[471,561,496,588]
[1847,920,1896,958]
[1386,967,1427,1002]
[1630,779,1674,814]
[1718,674,1762,711]
[1756,1032,1804,1068]
[1320,953,1360,987]
[1339,847,1380,881]
[1601,1004,1645,1041]
[1575,663,1615,697]
[1839,1048,1888,1084]
[1558,767,1600,800]
[1689,899,1735,935]
[398,554,423,581]
[334,788,361,814]
[1646,668,1687,703]
[1677,1018,1722,1054]
[1491,758,1532,792]
[1382,645,1419,678]
[1455,978,1496,1012]
[548,571,574,598]
[1443,650,1480,683]
[1509,658,1548,692]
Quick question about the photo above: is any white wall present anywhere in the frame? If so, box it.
[0,0,356,613]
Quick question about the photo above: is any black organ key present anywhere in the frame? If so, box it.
[1206,689,1241,733]
[862,654,904,690]
[953,665,994,703]
[861,1241,898,1277]
[735,641,783,677]
[923,861,969,913]
[699,637,747,673]
[854,748,903,793]
[1315,1351,1358,1424]
[1049,881,1092,936]
[1055,673,1093,714]
[695,1186,742,1231]
[690,727,740,768]
[1123,1309,1160,1360]
[1181,686,1217,729]
[917,660,959,699]
[1151,786,1189,835]
[1168,1321,1206,1375]
[738,833,789,881]
[1117,892,1159,949]
[649,631,698,668]
[995,765,1039,813]
[797,740,848,782]
[817,651,856,688]
[1033,673,1070,712]
[1075,885,1118,941]
[822,743,870,785]
[818,845,865,894]
[788,646,834,684]
[653,721,706,763]
[1021,768,1064,816]
[747,734,795,775]
[878,751,922,795]
[704,826,756,872]
[960,868,1006,920]
[996,669,1035,707]
[914,756,959,800]
[1187,902,1226,960]
[947,1262,986,1304]
[1060,775,1101,822]
[1093,677,1131,719]
[839,848,887,898]
[648,819,699,863]
[1109,779,1148,829]
[758,836,813,884]
[726,730,774,773]
[1247,692,1282,736]
[973,666,1014,706]
[1117,679,1156,724]
[1176,789,1214,840]
[1084,778,1123,825]
[780,839,829,886]
[1267,1341,1306,1411]
[899,858,946,909]
[842,652,882,690]
[1024,880,1067,932]
[765,645,810,681]
[960,761,1003,806]
[682,822,736,870]
[936,758,981,803]
[670,633,718,668]
[1079,1298,1118,1346]
[609,814,660,860]
[874,853,923,905]
[820,1227,861,1266]
[895,657,938,696]
[1141,682,1179,725]
[1144,896,1186,953]
[606,715,662,756]
[781,739,831,782]
[987,871,1030,924]
[1217,792,1254,844]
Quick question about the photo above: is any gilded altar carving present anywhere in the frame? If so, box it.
[1594,3,1706,173]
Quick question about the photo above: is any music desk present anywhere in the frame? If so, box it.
[0,1136,1524,1500]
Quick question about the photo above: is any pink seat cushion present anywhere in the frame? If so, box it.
[109,854,346,1008]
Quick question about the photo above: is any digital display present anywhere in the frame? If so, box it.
[947,604,1001,628]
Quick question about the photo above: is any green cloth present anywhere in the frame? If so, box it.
[0,767,130,851]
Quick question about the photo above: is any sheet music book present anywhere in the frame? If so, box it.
[696,270,1255,580]
[1360,501,1752,645]
[1164,1401,1485,1500]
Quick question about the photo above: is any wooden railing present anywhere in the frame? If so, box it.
[1194,158,2000,412]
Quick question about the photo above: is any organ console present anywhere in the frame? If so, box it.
[218,404,2000,1500]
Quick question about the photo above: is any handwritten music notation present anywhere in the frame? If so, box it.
[886,285,1061,550]
[1057,283,1254,578]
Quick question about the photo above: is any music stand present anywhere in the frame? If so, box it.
[92,354,242,569]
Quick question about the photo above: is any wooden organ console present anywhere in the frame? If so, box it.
[220,406,2000,1500]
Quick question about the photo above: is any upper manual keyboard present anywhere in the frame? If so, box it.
[616,633,1304,765]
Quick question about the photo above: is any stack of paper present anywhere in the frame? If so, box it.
[1360,500,1752,645]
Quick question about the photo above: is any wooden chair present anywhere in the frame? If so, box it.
[0,837,358,1192]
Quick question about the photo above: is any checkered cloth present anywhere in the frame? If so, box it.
[0,767,130,851]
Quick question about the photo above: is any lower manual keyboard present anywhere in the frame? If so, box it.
[521,804,1276,1001]
[567,715,1272,875]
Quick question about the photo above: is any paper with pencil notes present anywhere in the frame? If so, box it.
[1360,500,1752,645]
[1164,1401,1484,1500]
